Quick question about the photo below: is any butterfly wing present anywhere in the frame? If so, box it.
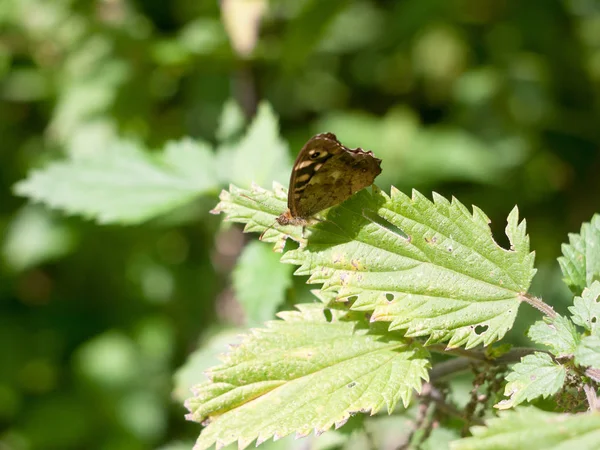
[294,139,382,218]
[287,133,345,217]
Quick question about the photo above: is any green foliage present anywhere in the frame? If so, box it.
[453,408,600,450]
[575,335,600,370]
[495,353,566,410]
[528,315,580,357]
[214,183,536,349]
[569,282,600,333]
[559,215,600,296]
[14,102,291,225]
[4,0,600,449]
[15,139,219,224]
[185,304,429,450]
[232,241,293,325]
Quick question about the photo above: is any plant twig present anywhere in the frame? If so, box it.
[583,384,600,411]
[585,367,600,383]
[520,293,557,318]
[428,347,540,381]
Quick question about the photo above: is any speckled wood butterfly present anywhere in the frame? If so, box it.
[276,132,382,227]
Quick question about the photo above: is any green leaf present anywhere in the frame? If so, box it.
[232,240,293,325]
[216,102,291,188]
[575,335,600,370]
[213,184,536,348]
[2,205,76,271]
[558,214,600,295]
[172,328,243,403]
[569,281,600,333]
[528,315,580,357]
[14,138,218,224]
[453,407,600,450]
[495,353,565,410]
[216,99,246,143]
[185,303,430,450]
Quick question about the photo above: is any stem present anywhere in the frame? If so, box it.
[520,293,557,318]
[584,384,600,411]
[428,346,540,381]
[586,368,600,383]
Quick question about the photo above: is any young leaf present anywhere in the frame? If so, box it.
[495,352,565,410]
[232,240,293,325]
[527,315,580,357]
[569,281,600,333]
[14,139,218,224]
[213,184,536,348]
[216,99,246,142]
[453,407,600,450]
[558,214,600,295]
[216,102,291,188]
[185,303,430,450]
[575,335,600,370]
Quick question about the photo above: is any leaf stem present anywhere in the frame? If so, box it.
[585,367,600,383]
[520,293,557,318]
[584,384,600,411]
[428,347,540,381]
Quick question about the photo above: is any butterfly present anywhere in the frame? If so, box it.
[275,132,382,229]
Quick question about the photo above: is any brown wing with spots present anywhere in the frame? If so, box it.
[287,133,344,216]
[294,144,382,218]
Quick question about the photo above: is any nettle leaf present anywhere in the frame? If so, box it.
[216,102,291,188]
[213,184,536,348]
[575,335,600,370]
[14,139,218,224]
[233,240,293,326]
[558,214,600,295]
[453,407,600,450]
[569,281,600,333]
[528,315,580,357]
[185,303,430,450]
[495,353,565,410]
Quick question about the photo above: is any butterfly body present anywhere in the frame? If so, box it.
[276,133,382,227]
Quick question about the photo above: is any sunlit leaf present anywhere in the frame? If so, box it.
[495,353,565,410]
[559,214,600,295]
[575,335,600,370]
[14,138,218,224]
[569,281,600,333]
[213,184,536,348]
[453,408,600,450]
[185,304,429,450]
[528,315,580,357]
[173,329,243,403]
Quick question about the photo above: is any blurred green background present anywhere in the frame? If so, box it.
[1,0,600,448]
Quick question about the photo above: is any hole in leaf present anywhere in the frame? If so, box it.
[323,308,333,322]
[347,295,358,303]
[385,293,394,302]
[592,317,597,324]
[490,219,510,250]
[474,325,488,335]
